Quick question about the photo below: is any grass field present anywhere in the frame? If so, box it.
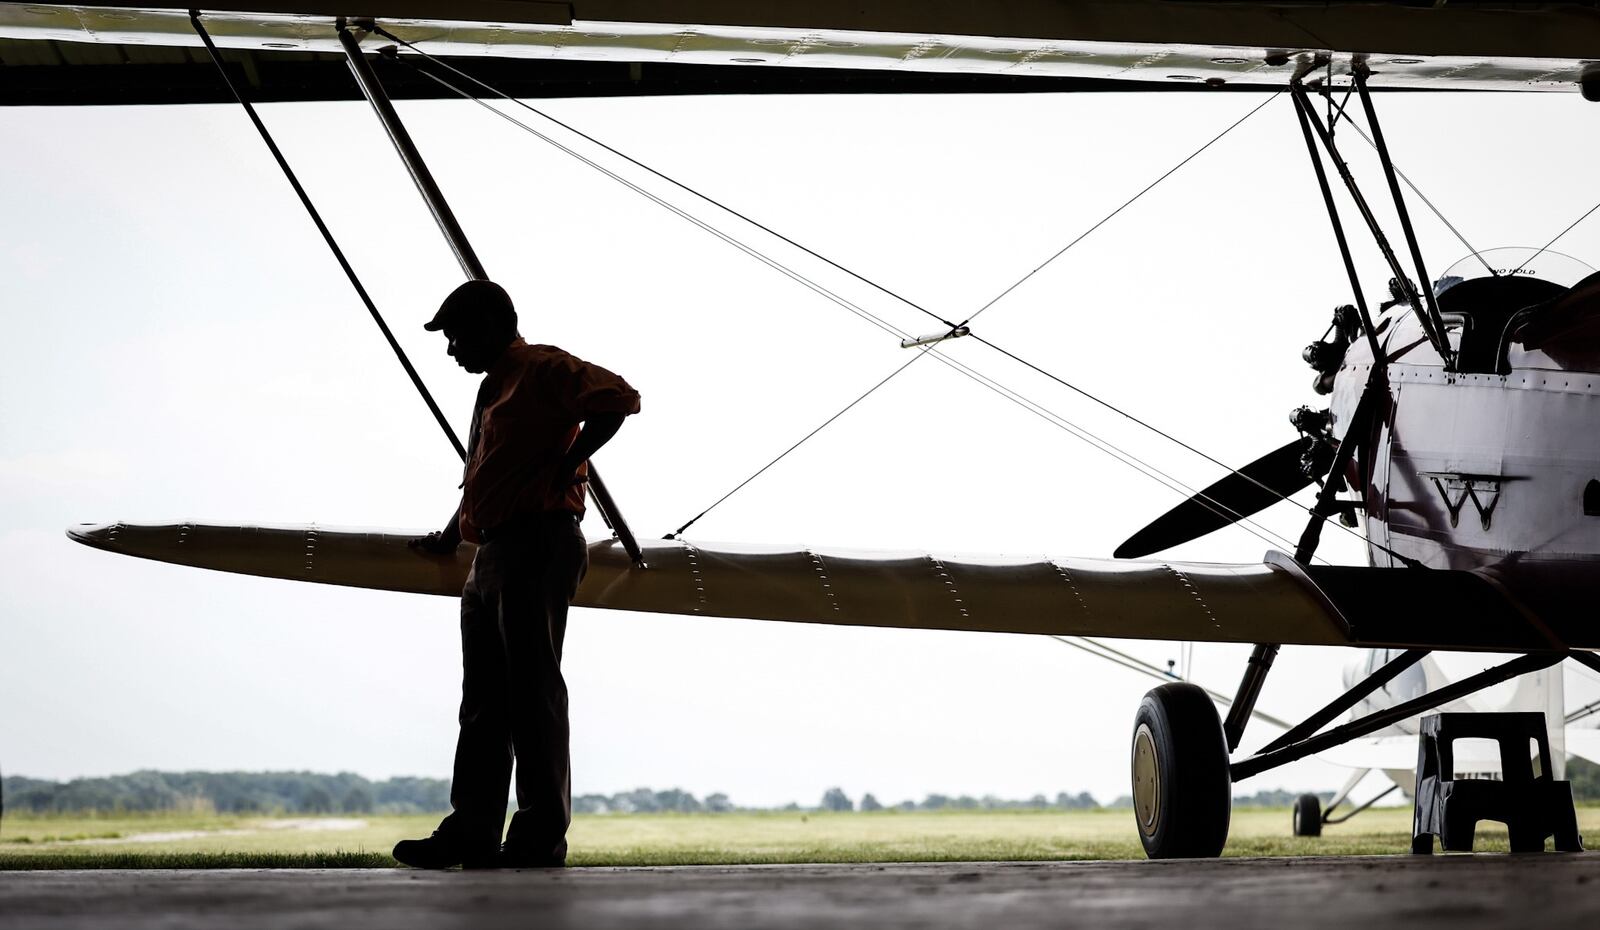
[3,806,1597,869]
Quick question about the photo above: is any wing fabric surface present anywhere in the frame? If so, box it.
[68,522,1348,643]
[6,2,1600,98]
[67,521,1356,646]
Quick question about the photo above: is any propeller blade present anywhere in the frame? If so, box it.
[1114,438,1314,559]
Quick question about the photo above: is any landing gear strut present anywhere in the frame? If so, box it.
[1131,683,1232,859]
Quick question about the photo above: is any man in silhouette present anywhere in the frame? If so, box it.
[394,280,640,869]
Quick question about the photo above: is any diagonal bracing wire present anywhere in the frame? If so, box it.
[1052,635,1293,729]
[393,58,914,345]
[957,91,1282,328]
[1350,126,1495,279]
[965,331,1424,565]
[1326,89,1600,281]
[380,33,1277,344]
[373,27,959,331]
[376,44,1336,555]
[663,321,1313,555]
[960,333,1429,566]
[972,331,1282,505]
[1515,200,1600,275]
[916,341,1317,559]
[394,49,1334,555]
[191,12,467,462]
[667,351,928,538]
[1325,92,1600,317]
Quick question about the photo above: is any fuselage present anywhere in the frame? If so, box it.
[1329,270,1600,624]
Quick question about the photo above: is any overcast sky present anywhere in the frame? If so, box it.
[4,86,1600,808]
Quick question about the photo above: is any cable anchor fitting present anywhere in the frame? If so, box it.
[900,326,970,349]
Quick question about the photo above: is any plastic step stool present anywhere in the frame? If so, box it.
[1411,712,1582,854]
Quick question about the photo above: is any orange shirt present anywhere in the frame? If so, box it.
[459,339,640,542]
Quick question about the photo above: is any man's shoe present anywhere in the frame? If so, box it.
[487,845,566,869]
[392,832,496,870]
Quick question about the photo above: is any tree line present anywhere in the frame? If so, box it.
[0,772,1107,816]
[574,787,1105,815]
[1571,756,1600,799]
[1,771,449,815]
[7,759,1595,815]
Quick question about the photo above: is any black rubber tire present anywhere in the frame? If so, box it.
[1131,682,1232,859]
[1292,793,1323,837]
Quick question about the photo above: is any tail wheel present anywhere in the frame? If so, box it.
[1292,793,1323,837]
[1131,682,1231,859]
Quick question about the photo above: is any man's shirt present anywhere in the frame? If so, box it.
[460,338,640,542]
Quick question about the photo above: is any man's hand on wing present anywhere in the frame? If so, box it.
[410,502,464,554]
[409,531,460,555]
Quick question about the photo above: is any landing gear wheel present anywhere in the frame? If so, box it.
[1292,793,1323,837]
[1131,682,1232,859]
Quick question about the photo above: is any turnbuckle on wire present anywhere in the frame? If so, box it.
[900,326,970,349]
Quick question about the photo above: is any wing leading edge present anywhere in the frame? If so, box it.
[67,520,1551,651]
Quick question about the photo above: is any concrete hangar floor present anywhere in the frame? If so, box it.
[2,855,1599,930]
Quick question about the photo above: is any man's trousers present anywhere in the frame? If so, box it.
[438,514,588,860]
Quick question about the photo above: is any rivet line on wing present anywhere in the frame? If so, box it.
[1162,563,1221,632]
[1049,559,1092,618]
[807,551,840,613]
[683,543,706,613]
[929,556,970,620]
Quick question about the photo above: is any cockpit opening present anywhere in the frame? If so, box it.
[1430,248,1596,373]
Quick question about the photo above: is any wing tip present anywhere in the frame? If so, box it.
[66,522,113,549]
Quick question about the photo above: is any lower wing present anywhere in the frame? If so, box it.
[65,522,1552,650]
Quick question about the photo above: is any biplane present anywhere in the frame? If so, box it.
[9,1,1600,857]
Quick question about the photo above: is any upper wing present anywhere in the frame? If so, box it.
[4,2,1600,105]
[66,521,1559,651]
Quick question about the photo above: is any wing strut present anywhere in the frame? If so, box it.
[1232,652,1566,781]
[1353,69,1455,371]
[1256,649,1429,755]
[333,22,647,569]
[1291,78,1454,368]
[189,10,466,461]
[1220,77,1430,755]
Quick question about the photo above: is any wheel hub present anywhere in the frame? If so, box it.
[1132,722,1161,834]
